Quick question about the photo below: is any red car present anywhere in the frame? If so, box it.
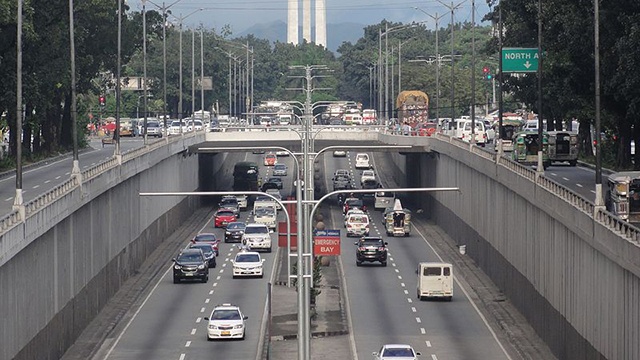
[264,153,277,166]
[343,197,366,214]
[191,233,219,256]
[412,122,437,136]
[214,208,237,228]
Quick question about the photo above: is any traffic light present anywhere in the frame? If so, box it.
[482,66,493,81]
[99,95,106,107]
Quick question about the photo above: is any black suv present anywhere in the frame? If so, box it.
[173,248,209,283]
[333,175,353,191]
[225,221,246,243]
[355,237,388,266]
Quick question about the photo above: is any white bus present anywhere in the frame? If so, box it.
[416,262,453,301]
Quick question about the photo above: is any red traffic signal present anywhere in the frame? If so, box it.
[482,66,490,74]
[99,95,106,106]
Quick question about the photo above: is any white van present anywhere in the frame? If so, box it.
[416,262,453,301]
[374,191,395,210]
[355,153,371,169]
[460,120,488,146]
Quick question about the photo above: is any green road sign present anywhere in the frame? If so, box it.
[502,48,539,73]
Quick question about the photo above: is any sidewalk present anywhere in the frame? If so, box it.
[268,248,351,359]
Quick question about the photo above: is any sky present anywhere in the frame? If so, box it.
[128,0,493,35]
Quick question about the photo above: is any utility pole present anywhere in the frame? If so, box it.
[438,0,466,120]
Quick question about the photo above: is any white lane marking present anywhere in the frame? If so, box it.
[400,282,405,287]
[222,263,227,267]
[209,290,214,295]
[397,275,402,280]
[5,197,12,201]
[32,185,40,189]
[392,263,396,267]
[213,282,218,287]
[426,340,432,347]
[591,190,596,194]
[416,317,422,323]
[394,268,399,273]
[191,328,197,335]
[185,341,191,347]
[414,226,513,360]
[389,256,394,261]
[431,355,438,360]
[407,298,413,303]
[219,269,224,273]
[205,298,210,303]
[179,354,186,360]
[420,328,426,334]
[65,172,70,175]
[44,180,51,184]
[550,172,557,176]
[562,177,570,181]
[403,290,409,295]
[411,307,417,312]
[576,184,583,188]
[200,307,206,313]
[216,275,221,280]
[196,317,202,323]
[56,176,61,179]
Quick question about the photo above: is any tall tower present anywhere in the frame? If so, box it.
[315,0,326,47]
[302,0,311,42]
[286,0,327,47]
[287,0,298,44]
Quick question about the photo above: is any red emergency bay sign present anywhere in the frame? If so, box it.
[313,229,341,256]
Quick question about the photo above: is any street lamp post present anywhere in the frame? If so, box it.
[173,9,203,130]
[437,0,466,119]
[69,0,80,180]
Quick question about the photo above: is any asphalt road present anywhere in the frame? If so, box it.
[0,137,146,216]
[92,151,296,360]
[319,151,511,359]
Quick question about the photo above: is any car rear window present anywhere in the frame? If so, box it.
[217,210,235,217]
[194,234,217,242]
[361,239,382,246]
[227,222,245,230]
[424,267,442,276]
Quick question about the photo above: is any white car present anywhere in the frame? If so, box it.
[360,170,376,184]
[344,209,366,225]
[355,153,371,169]
[373,344,421,359]
[333,150,347,157]
[242,223,272,252]
[188,120,203,131]
[483,120,496,143]
[235,195,248,211]
[265,189,282,209]
[167,120,186,135]
[345,212,370,237]
[275,150,289,156]
[231,249,265,278]
[252,206,277,230]
[204,304,247,340]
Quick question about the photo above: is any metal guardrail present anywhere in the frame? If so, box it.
[24,177,79,217]
[595,209,640,243]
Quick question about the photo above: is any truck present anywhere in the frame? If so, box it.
[396,90,429,125]
[233,161,259,191]
[362,109,377,125]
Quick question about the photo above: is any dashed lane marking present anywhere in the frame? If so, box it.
[185,341,191,347]
[576,184,583,188]
[426,341,432,347]
[191,329,196,335]
[200,307,206,313]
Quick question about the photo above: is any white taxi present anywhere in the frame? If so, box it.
[242,223,273,252]
[345,212,370,237]
[231,249,265,278]
[204,304,248,340]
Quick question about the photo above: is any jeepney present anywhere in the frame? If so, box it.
[606,171,640,222]
[511,131,551,169]
[493,118,524,152]
[383,199,411,236]
[548,130,578,166]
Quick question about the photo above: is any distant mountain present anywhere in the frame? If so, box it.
[237,20,366,53]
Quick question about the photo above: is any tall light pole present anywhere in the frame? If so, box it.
[173,8,203,130]
[14,0,24,215]
[536,0,544,173]
[115,0,122,155]
[148,0,184,138]
[142,0,149,143]
[69,0,80,179]
[594,0,603,206]
[414,7,445,123]
[200,25,204,128]
[471,0,476,142]
[438,0,466,119]
[382,23,418,121]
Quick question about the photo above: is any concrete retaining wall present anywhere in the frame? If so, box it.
[0,137,234,360]
[376,139,640,360]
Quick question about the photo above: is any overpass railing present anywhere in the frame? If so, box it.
[426,131,640,245]
[0,130,204,234]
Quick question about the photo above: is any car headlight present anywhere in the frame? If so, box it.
[209,324,218,330]
[174,265,181,270]
[197,264,205,270]
[233,324,244,329]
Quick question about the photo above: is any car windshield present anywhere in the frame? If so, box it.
[236,254,260,263]
[255,207,275,216]
[361,239,383,246]
[255,196,272,202]
[245,226,269,234]
[382,348,414,357]
[220,198,238,206]
[349,215,369,223]
[211,309,241,320]
[227,222,245,230]
[190,245,213,256]
[178,252,202,262]
[194,234,217,242]
[347,200,363,207]
[335,176,349,181]
[274,164,286,170]
[147,122,159,127]
[217,210,235,217]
